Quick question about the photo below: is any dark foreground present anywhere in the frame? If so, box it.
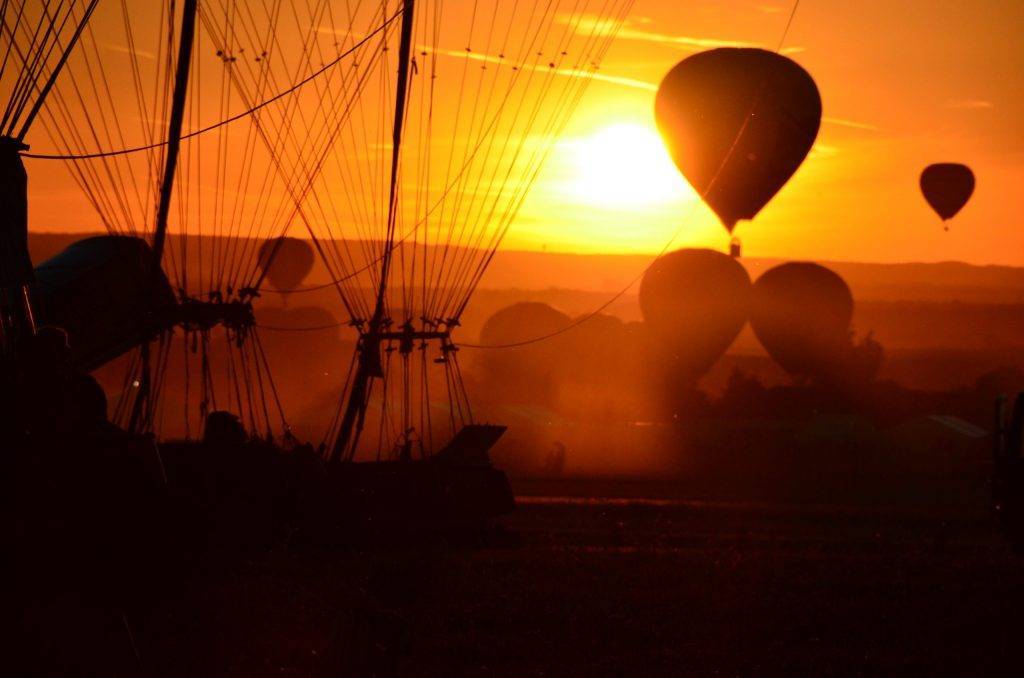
[36,474,1021,677]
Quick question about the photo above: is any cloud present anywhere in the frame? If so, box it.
[427,48,657,92]
[316,25,360,38]
[582,72,657,91]
[104,43,155,60]
[809,143,840,158]
[822,116,880,132]
[946,99,994,110]
[564,15,759,51]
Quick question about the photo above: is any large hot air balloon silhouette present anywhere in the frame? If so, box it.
[640,248,752,381]
[920,163,974,228]
[750,262,853,380]
[655,48,822,238]
[257,237,314,305]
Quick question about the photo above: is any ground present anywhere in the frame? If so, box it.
[112,474,1024,677]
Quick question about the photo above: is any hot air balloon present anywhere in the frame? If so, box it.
[639,248,752,381]
[750,262,853,380]
[480,302,572,348]
[29,0,634,455]
[479,303,573,406]
[655,48,822,238]
[920,163,974,227]
[32,236,175,372]
[257,237,314,304]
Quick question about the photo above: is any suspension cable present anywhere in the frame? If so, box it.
[20,6,403,160]
[462,0,804,350]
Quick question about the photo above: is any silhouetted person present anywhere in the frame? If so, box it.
[77,372,106,420]
[16,326,75,438]
[202,410,248,499]
[204,410,248,447]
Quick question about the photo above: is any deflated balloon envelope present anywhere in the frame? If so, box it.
[920,163,974,221]
[655,48,822,233]
[257,237,314,293]
[639,248,751,380]
[749,262,853,379]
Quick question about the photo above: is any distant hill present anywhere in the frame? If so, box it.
[29,232,1024,392]
[30,232,1024,304]
[482,249,1024,305]
[31,232,1024,351]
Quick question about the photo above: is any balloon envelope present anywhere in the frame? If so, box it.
[32,236,176,372]
[639,248,752,379]
[750,262,853,379]
[479,302,572,405]
[920,163,974,221]
[480,302,571,348]
[655,48,821,233]
[257,237,314,292]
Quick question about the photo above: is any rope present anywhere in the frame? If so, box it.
[16,0,99,140]
[461,201,702,350]
[259,278,339,294]
[256,319,348,332]
[315,0,641,457]
[258,2,633,306]
[20,6,403,160]
[463,0,804,350]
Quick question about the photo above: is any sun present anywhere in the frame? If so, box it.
[566,122,694,208]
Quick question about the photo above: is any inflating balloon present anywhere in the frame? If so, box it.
[479,302,572,406]
[257,237,314,303]
[655,48,822,235]
[750,262,853,380]
[32,236,176,371]
[920,163,974,227]
[639,248,752,380]
[480,302,571,349]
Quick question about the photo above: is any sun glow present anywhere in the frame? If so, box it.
[566,123,694,208]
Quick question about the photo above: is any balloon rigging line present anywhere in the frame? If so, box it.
[10,0,99,141]
[229,0,801,343]
[459,200,704,349]
[776,0,801,52]
[420,0,634,327]
[309,0,636,457]
[264,0,631,317]
[257,319,349,332]
[20,6,403,160]
[430,0,629,325]
[463,0,804,350]
[248,1,632,303]
[44,0,380,439]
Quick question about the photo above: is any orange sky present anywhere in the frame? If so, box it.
[23,0,1024,266]
[511,0,1024,265]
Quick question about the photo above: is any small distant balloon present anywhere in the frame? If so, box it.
[639,248,752,381]
[920,163,974,227]
[257,237,314,303]
[655,48,822,236]
[749,262,853,380]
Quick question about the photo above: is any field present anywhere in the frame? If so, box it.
[87,471,1024,677]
